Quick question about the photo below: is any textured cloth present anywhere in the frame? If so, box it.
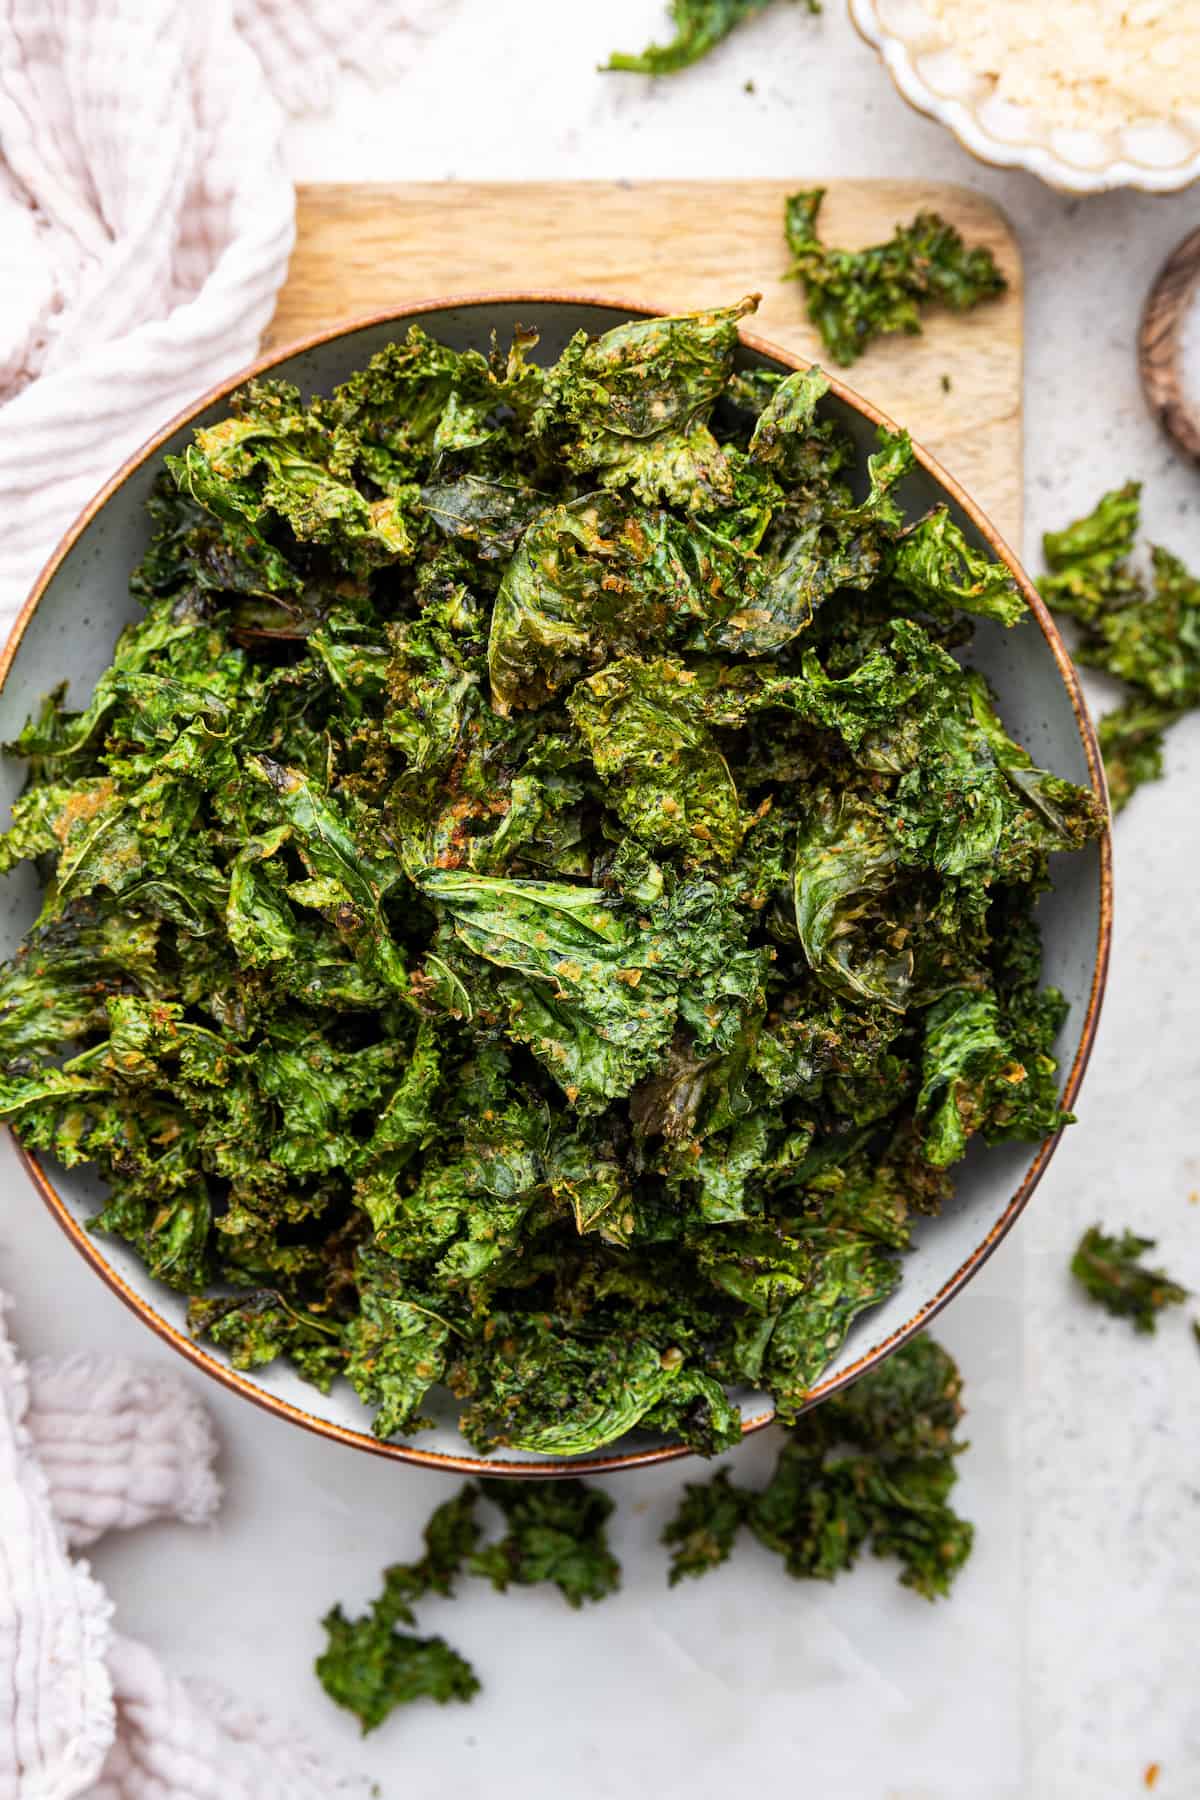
[0,0,452,634]
[0,1297,373,1799]
[26,1356,222,1551]
[0,1298,113,1799]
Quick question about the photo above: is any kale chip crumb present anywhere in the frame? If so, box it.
[662,1335,974,1600]
[0,298,1102,1460]
[604,0,819,76]
[1040,482,1200,811]
[1071,1225,1188,1334]
[783,188,1006,367]
[470,1478,621,1608]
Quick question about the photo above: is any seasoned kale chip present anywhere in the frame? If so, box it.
[319,1476,619,1731]
[1070,1225,1188,1333]
[783,189,1006,367]
[470,1478,621,1608]
[663,1334,974,1598]
[316,1486,484,1734]
[317,1611,478,1735]
[1040,483,1200,811]
[0,301,1101,1458]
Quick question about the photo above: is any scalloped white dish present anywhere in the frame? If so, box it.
[850,0,1200,195]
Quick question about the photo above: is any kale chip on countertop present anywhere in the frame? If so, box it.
[316,1486,483,1733]
[783,188,1007,367]
[469,1478,621,1608]
[605,0,819,76]
[664,1333,974,1598]
[318,1477,619,1731]
[0,298,1102,1458]
[1071,1226,1188,1334]
[1041,482,1200,811]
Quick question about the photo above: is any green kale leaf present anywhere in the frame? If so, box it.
[605,0,818,77]
[1041,483,1200,810]
[661,1334,973,1598]
[1070,1225,1188,1333]
[891,508,1025,627]
[530,301,753,505]
[662,1465,749,1584]
[568,656,743,863]
[317,1611,479,1734]
[784,189,1006,367]
[315,1485,483,1733]
[469,1479,620,1608]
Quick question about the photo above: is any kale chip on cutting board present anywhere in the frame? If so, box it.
[0,298,1103,1458]
[784,188,1007,367]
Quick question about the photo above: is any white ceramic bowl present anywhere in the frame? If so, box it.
[850,0,1200,195]
[0,296,1112,1475]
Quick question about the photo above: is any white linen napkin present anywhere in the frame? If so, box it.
[0,1296,372,1798]
[0,0,452,633]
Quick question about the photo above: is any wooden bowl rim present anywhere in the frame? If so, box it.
[1,291,1113,1477]
[1139,226,1200,462]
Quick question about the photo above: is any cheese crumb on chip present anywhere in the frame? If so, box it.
[925,1,1200,134]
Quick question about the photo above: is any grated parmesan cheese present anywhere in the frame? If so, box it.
[924,1,1200,134]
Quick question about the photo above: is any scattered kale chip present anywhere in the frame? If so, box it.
[662,1465,749,1583]
[783,189,1007,367]
[320,1476,618,1731]
[1040,483,1200,811]
[470,1478,621,1608]
[663,1335,974,1599]
[1070,1225,1188,1333]
[0,298,1102,1459]
[317,1611,479,1736]
[316,1488,483,1734]
[605,0,819,75]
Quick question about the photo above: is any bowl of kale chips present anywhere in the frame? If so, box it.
[0,297,1111,1473]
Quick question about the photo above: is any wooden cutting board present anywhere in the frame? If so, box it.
[267,181,1022,543]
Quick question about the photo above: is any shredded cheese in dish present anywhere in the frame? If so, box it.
[925,1,1200,135]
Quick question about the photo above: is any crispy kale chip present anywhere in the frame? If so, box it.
[317,1612,479,1735]
[604,0,819,76]
[662,1466,749,1583]
[319,1476,619,1730]
[316,1487,483,1734]
[1041,483,1200,810]
[783,189,1006,367]
[470,1478,621,1608]
[662,1335,973,1598]
[0,300,1100,1460]
[1070,1225,1188,1333]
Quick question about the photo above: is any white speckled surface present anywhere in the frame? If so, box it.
[4,3,1199,1795]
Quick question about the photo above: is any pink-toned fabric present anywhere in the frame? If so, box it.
[0,0,450,632]
[25,1355,222,1551]
[90,1639,372,1800]
[0,1299,373,1798]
